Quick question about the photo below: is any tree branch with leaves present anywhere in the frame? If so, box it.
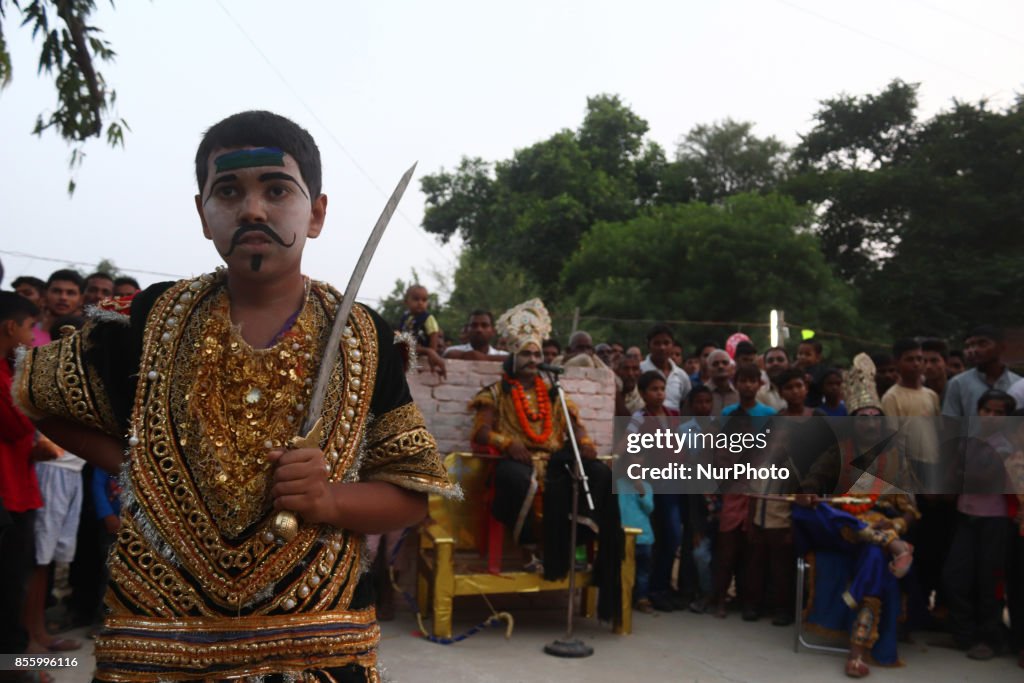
[1,0,128,193]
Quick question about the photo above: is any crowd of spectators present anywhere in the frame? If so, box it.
[3,272,1023,679]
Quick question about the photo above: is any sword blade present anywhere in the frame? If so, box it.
[302,162,418,436]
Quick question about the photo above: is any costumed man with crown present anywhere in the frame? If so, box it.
[468,299,622,621]
[792,353,919,679]
[13,111,457,682]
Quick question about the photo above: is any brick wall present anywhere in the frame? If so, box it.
[408,360,615,456]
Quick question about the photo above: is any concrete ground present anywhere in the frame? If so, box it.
[46,596,1021,682]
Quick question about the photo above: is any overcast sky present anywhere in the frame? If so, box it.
[2,0,1022,307]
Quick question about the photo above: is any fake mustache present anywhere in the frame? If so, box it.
[224,223,297,256]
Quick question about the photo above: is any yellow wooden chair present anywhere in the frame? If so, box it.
[416,452,641,638]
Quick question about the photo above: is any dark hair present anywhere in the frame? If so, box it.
[0,291,40,323]
[688,384,712,401]
[404,283,427,297]
[468,309,494,326]
[920,338,948,360]
[46,269,84,291]
[891,337,921,360]
[870,352,893,368]
[646,324,674,344]
[83,270,114,290]
[948,349,965,361]
[501,353,515,377]
[195,111,323,201]
[735,340,757,357]
[637,370,666,393]
[764,346,788,361]
[542,338,561,351]
[616,353,640,369]
[977,389,1016,414]
[798,338,823,355]
[113,276,141,289]
[734,363,761,382]
[820,367,843,383]
[695,340,718,356]
[12,275,46,294]
[776,368,806,389]
[965,325,1004,343]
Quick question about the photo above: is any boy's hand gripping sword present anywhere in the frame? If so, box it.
[271,163,418,542]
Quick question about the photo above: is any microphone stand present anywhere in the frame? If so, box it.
[543,367,595,658]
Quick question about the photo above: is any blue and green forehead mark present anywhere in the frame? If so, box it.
[214,147,285,173]
[206,147,310,202]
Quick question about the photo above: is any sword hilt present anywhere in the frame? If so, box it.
[270,417,324,542]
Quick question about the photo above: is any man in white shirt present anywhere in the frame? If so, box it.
[943,326,1020,418]
[756,346,790,411]
[639,324,691,412]
[443,309,508,361]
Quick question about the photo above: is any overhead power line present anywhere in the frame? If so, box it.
[0,249,186,279]
[213,0,455,269]
[773,0,1003,94]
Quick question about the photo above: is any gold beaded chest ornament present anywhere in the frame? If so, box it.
[95,270,381,681]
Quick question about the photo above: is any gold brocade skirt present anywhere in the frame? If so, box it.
[93,608,380,682]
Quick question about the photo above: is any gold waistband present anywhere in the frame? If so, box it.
[95,608,379,682]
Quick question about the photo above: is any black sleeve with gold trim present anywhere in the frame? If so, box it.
[15,282,174,439]
[15,320,123,437]
[359,305,459,498]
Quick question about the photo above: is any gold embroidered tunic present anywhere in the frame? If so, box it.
[468,379,578,457]
[15,271,455,682]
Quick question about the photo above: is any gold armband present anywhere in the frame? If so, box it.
[892,517,908,535]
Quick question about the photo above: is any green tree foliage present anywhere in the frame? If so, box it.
[790,79,1024,337]
[666,119,790,204]
[93,257,119,277]
[795,80,919,171]
[787,80,919,283]
[421,95,665,300]
[1,0,128,193]
[865,99,1024,336]
[561,193,862,352]
[442,248,540,329]
[425,86,1024,350]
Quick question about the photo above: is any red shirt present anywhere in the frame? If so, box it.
[719,494,751,533]
[0,357,42,512]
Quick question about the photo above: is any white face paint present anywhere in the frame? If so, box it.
[514,344,542,379]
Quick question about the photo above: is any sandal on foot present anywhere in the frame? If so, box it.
[845,655,870,678]
[634,598,655,614]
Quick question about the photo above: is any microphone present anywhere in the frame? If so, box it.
[538,362,565,374]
